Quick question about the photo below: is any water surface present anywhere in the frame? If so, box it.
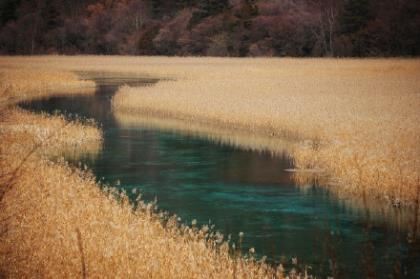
[20,77,420,278]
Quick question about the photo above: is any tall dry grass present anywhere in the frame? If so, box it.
[0,62,301,278]
[0,108,102,159]
[0,141,290,278]
[114,111,420,235]
[1,56,418,276]
[3,56,418,204]
[0,68,95,105]
[109,58,420,206]
[0,67,101,159]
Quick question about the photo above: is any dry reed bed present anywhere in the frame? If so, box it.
[0,65,297,278]
[0,68,95,104]
[0,142,288,278]
[3,56,418,205]
[109,58,420,206]
[1,56,417,277]
[114,111,420,235]
[0,108,102,159]
[0,67,101,158]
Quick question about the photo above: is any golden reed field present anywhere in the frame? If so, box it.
[0,58,308,278]
[112,57,420,207]
[2,56,416,205]
[0,56,419,278]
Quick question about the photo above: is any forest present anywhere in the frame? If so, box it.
[1,0,419,57]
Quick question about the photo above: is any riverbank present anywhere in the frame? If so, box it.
[110,58,420,207]
[0,65,291,278]
[2,56,419,204]
[2,55,419,202]
[0,68,96,104]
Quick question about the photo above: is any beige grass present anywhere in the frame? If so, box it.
[0,68,95,105]
[0,108,102,159]
[114,111,420,234]
[0,61,300,278]
[0,137,289,278]
[2,56,419,205]
[1,56,419,276]
[108,58,420,207]
[0,66,101,158]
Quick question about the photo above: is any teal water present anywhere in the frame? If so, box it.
[20,78,420,278]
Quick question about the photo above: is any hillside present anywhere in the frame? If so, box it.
[1,0,419,56]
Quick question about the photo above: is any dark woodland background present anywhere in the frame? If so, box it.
[1,0,419,57]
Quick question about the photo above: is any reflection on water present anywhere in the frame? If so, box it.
[114,111,297,158]
[115,111,420,237]
[20,76,420,278]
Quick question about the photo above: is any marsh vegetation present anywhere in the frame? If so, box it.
[111,58,420,207]
[0,58,296,278]
[1,56,420,278]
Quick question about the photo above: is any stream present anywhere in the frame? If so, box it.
[20,76,420,278]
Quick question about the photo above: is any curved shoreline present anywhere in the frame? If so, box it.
[1,56,419,277]
[110,58,420,207]
[0,66,291,278]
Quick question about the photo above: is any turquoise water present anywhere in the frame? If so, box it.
[21,78,420,278]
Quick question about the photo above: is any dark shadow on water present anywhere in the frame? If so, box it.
[19,76,420,278]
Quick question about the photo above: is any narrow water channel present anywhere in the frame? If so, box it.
[20,77,420,278]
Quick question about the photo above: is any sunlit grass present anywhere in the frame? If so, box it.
[0,143,291,278]
[1,55,419,277]
[110,58,420,206]
[0,62,299,278]
[0,107,102,159]
[0,68,95,105]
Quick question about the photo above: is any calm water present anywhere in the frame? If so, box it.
[21,77,420,278]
